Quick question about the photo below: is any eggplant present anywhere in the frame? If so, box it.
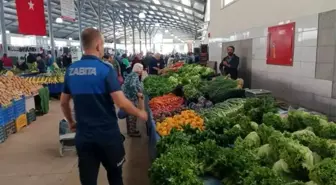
[204,100,213,108]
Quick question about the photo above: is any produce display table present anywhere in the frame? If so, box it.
[19,72,39,77]
[145,95,160,161]
[46,83,64,94]
[148,117,160,161]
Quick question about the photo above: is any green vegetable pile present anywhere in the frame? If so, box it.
[199,76,242,103]
[150,97,336,185]
[144,75,178,97]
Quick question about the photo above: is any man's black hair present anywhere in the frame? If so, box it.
[103,54,110,59]
[228,46,235,52]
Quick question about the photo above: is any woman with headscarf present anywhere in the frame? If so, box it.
[121,63,144,137]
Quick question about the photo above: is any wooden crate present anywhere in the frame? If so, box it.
[15,114,27,132]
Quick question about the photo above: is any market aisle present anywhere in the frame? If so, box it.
[0,100,150,185]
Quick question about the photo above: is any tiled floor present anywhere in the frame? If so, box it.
[0,100,150,185]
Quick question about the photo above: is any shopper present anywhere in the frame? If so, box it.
[131,53,142,69]
[110,55,123,85]
[219,46,240,80]
[121,54,131,77]
[27,53,36,63]
[36,54,46,73]
[62,53,72,68]
[46,51,54,68]
[1,53,12,69]
[102,54,111,64]
[122,63,144,137]
[148,53,164,75]
[60,28,147,185]
[17,57,28,71]
[142,53,152,71]
[167,55,175,66]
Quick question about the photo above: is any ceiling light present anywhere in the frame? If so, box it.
[69,37,73,40]
[174,36,178,38]
[43,36,47,38]
[153,0,161,5]
[139,12,146,19]
[181,0,191,6]
[93,27,97,29]
[130,36,132,38]
[165,30,169,33]
[155,23,160,26]
[55,17,63,23]
[170,34,174,36]
[5,30,10,34]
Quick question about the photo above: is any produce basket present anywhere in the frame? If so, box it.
[26,109,37,125]
[15,114,27,132]
[0,104,15,126]
[4,121,16,138]
[13,97,26,119]
[0,125,6,143]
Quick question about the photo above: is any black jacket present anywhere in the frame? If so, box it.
[219,54,239,71]
[37,60,46,73]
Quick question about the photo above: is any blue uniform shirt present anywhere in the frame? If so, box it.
[63,55,122,144]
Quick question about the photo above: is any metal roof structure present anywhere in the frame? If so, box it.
[1,0,207,43]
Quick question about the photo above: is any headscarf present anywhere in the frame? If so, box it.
[132,63,143,72]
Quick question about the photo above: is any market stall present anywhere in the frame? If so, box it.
[144,64,335,185]
[24,68,65,94]
[0,72,43,143]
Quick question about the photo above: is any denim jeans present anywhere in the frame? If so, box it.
[76,140,125,185]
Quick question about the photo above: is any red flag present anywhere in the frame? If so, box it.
[15,0,46,36]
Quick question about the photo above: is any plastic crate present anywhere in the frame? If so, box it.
[245,89,272,98]
[0,125,6,143]
[15,114,27,132]
[0,104,15,126]
[5,121,16,138]
[26,109,37,125]
[13,97,26,119]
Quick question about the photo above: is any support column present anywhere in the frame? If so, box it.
[113,13,116,51]
[0,0,8,55]
[144,31,147,53]
[47,0,55,58]
[139,30,142,52]
[123,25,127,53]
[77,0,83,53]
[98,0,102,31]
[132,26,135,54]
[149,34,152,53]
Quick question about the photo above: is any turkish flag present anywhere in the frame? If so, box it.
[16,0,46,36]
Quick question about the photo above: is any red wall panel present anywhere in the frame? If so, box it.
[266,22,295,66]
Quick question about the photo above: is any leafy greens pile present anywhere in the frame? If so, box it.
[150,97,336,185]
[144,75,178,98]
